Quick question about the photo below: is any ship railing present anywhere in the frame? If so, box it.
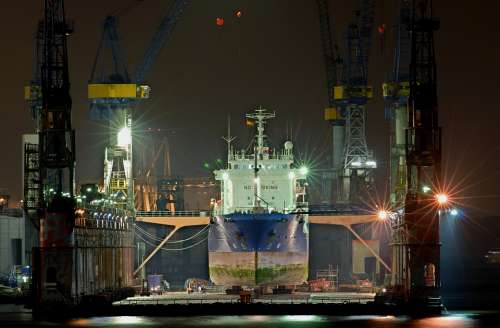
[136,210,210,217]
[229,153,294,161]
[0,208,23,217]
[222,206,309,215]
[296,202,309,208]
[113,294,375,306]
[75,216,133,231]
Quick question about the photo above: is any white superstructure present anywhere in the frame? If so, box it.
[214,108,308,215]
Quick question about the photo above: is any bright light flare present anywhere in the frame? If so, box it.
[117,127,132,147]
[299,166,309,176]
[377,210,389,221]
[435,193,449,206]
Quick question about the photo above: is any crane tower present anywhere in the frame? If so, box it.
[88,0,190,212]
[403,0,441,307]
[334,1,377,204]
[317,0,377,205]
[33,0,76,308]
[383,0,411,209]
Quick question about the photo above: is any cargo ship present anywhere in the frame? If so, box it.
[209,108,309,287]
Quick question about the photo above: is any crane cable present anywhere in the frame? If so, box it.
[134,223,210,243]
[135,230,208,251]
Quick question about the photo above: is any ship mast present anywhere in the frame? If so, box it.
[246,107,275,211]
[222,115,236,166]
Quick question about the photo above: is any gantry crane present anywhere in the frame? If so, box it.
[334,0,377,204]
[88,0,190,212]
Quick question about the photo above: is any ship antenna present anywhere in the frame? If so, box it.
[222,115,236,166]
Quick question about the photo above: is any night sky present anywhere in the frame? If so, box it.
[1,0,500,218]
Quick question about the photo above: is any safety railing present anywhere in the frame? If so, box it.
[0,209,23,217]
[136,210,210,217]
[113,295,375,306]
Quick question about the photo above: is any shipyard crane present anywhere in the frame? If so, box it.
[381,0,442,308]
[403,0,441,307]
[382,1,412,291]
[88,0,190,211]
[38,0,75,210]
[383,0,412,209]
[334,0,377,204]
[32,0,76,308]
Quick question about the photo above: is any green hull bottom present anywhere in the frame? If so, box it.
[209,251,308,286]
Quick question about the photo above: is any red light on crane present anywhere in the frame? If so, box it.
[216,17,224,26]
[378,24,386,34]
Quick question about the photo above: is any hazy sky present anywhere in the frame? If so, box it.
[1,0,500,217]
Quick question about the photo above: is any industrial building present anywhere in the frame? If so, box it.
[0,210,25,277]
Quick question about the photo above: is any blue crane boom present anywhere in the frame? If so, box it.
[90,16,130,84]
[87,0,190,210]
[89,0,190,119]
[134,0,189,84]
[316,0,342,109]
[316,0,346,204]
[358,0,376,75]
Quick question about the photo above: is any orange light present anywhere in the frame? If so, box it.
[235,10,243,18]
[435,193,448,206]
[216,17,224,26]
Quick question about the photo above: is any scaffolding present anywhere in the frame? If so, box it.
[316,264,339,290]
[23,143,40,214]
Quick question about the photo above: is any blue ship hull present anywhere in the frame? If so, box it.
[208,213,309,286]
